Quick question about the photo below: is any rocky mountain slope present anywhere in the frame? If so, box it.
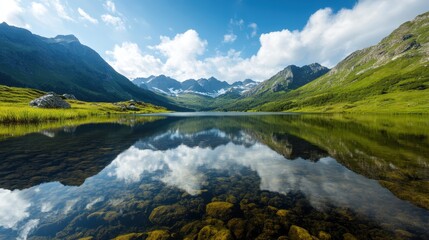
[245,63,329,96]
[0,23,185,110]
[254,11,429,113]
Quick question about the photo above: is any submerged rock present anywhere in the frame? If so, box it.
[147,230,170,240]
[318,231,331,240]
[112,233,144,240]
[227,218,246,239]
[30,93,71,108]
[288,225,313,240]
[206,202,234,221]
[276,209,289,218]
[197,225,233,240]
[149,204,187,226]
[342,233,358,240]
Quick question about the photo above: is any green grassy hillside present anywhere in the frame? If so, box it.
[0,23,187,111]
[252,12,429,113]
[0,85,168,123]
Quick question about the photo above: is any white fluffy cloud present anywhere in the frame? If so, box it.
[107,29,210,80]
[223,33,237,43]
[78,7,98,24]
[101,14,125,30]
[0,0,29,28]
[107,0,429,82]
[106,42,163,78]
[30,2,47,19]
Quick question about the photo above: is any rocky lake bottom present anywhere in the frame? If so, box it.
[0,113,428,240]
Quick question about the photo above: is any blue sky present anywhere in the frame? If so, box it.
[1,0,429,82]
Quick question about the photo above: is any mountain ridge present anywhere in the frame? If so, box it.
[132,75,258,98]
[0,22,187,111]
[252,11,429,113]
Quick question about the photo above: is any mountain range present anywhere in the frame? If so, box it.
[0,11,428,113]
[0,22,186,111]
[132,75,258,97]
[249,11,429,113]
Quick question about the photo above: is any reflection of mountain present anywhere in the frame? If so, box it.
[1,114,429,239]
[0,113,428,211]
[134,129,255,151]
[108,134,429,234]
[0,119,173,190]
[254,114,429,210]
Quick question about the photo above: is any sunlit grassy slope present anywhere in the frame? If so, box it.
[228,12,429,113]
[0,85,168,123]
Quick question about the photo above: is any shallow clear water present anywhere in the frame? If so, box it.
[0,113,428,239]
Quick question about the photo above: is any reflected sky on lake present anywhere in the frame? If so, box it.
[0,115,429,239]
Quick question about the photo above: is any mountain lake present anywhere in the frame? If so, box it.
[0,113,428,240]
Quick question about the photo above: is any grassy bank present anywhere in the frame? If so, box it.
[0,85,169,123]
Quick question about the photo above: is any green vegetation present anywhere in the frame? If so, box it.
[251,12,429,113]
[150,114,429,210]
[7,114,426,239]
[180,12,428,113]
[0,85,168,124]
[0,23,185,111]
[167,93,214,111]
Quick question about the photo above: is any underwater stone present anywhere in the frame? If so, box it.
[206,202,234,221]
[149,204,187,226]
[276,209,289,218]
[147,230,170,240]
[112,233,144,240]
[227,218,246,239]
[288,225,313,240]
[342,233,358,240]
[180,220,204,237]
[318,231,331,240]
[197,225,233,240]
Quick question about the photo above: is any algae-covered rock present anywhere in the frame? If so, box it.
[197,225,233,240]
[149,204,187,226]
[147,230,171,240]
[261,219,282,238]
[103,211,119,221]
[288,225,313,240]
[342,233,357,240]
[318,231,331,240]
[395,229,413,239]
[181,220,204,237]
[78,237,93,240]
[86,211,119,222]
[203,218,225,227]
[86,211,104,220]
[276,209,289,218]
[112,233,144,240]
[227,218,246,239]
[206,202,234,221]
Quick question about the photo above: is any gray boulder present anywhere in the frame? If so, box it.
[62,94,77,100]
[30,93,71,109]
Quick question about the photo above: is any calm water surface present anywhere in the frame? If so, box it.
[0,113,428,239]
